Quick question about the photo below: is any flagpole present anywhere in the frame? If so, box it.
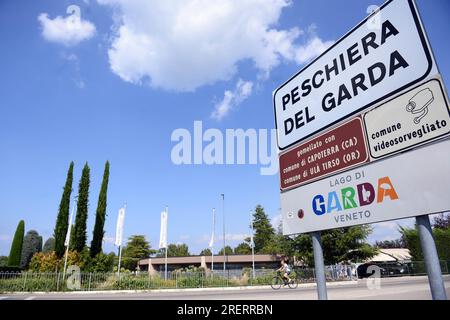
[221,194,226,272]
[250,210,255,279]
[117,244,123,278]
[165,205,168,281]
[63,196,77,281]
[211,208,215,275]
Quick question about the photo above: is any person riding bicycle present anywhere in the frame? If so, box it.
[276,258,292,285]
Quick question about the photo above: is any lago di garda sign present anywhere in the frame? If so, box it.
[281,140,450,234]
[273,0,437,150]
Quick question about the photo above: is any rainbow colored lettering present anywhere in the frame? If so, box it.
[312,176,399,215]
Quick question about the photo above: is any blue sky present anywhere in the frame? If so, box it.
[0,0,449,256]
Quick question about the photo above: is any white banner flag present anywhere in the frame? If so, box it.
[64,205,76,247]
[64,224,72,247]
[115,207,126,247]
[209,208,215,248]
[159,210,168,249]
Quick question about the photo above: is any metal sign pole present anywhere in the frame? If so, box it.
[416,214,447,300]
[311,231,328,300]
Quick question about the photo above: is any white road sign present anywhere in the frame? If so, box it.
[364,77,450,159]
[273,0,437,150]
[281,138,450,235]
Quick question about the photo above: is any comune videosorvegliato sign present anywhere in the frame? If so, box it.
[364,76,450,159]
[273,0,437,150]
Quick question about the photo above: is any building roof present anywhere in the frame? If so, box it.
[368,248,411,262]
[138,254,281,266]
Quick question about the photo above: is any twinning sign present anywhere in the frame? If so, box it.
[275,0,450,235]
[273,0,437,150]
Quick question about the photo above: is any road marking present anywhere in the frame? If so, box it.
[24,296,35,300]
[0,296,9,300]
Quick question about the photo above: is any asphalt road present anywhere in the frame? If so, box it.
[1,276,449,300]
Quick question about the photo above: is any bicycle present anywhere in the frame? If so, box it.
[270,271,298,290]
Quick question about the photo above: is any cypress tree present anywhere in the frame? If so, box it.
[8,220,25,267]
[71,162,90,252]
[54,162,74,258]
[90,161,110,257]
[43,237,55,253]
[20,230,42,269]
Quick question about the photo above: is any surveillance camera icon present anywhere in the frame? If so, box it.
[406,88,434,124]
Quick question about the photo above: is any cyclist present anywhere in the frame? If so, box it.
[277,258,292,285]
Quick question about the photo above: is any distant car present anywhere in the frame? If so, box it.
[377,262,408,276]
[356,262,408,278]
[356,263,387,278]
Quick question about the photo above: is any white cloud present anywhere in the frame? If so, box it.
[368,218,415,244]
[38,11,96,46]
[0,234,11,241]
[98,0,332,92]
[271,214,282,231]
[103,235,115,244]
[61,53,86,88]
[211,79,253,120]
[295,36,334,64]
[196,233,249,245]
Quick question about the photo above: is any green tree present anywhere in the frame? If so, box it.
[20,230,42,269]
[433,213,450,230]
[88,252,115,272]
[29,251,59,272]
[199,248,212,256]
[54,162,74,258]
[252,205,276,253]
[288,225,377,265]
[374,239,405,248]
[121,235,153,270]
[234,242,252,255]
[71,163,90,252]
[8,220,25,267]
[0,256,8,267]
[158,243,190,257]
[90,161,110,257]
[218,246,233,256]
[400,225,450,261]
[43,237,55,253]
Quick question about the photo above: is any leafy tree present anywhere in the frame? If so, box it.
[90,161,110,257]
[29,251,59,272]
[121,235,153,270]
[252,205,276,253]
[400,225,450,261]
[433,213,450,230]
[71,163,90,252]
[0,256,8,267]
[20,230,42,269]
[87,252,115,272]
[218,246,233,256]
[287,225,377,266]
[8,220,25,267]
[54,162,74,258]
[43,237,55,253]
[234,242,252,255]
[157,243,190,257]
[199,248,212,256]
[374,239,406,248]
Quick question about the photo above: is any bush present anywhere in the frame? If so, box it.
[29,252,59,272]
